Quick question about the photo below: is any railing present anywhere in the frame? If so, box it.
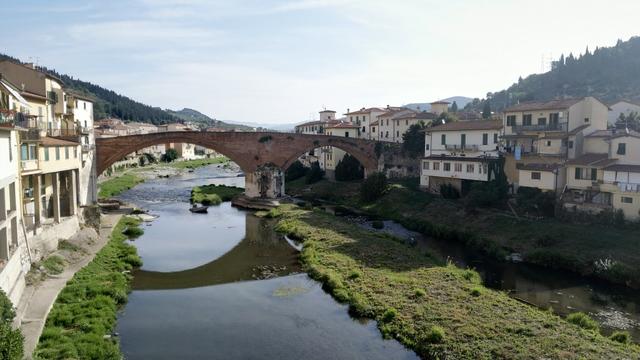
[47,128,78,137]
[444,144,480,152]
[20,159,39,172]
[79,126,91,134]
[81,144,95,152]
[0,109,15,124]
[512,122,568,132]
[612,182,640,193]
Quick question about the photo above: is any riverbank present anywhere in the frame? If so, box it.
[286,178,640,289]
[272,204,638,358]
[190,184,244,205]
[33,215,143,359]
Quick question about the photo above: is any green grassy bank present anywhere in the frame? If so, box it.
[167,156,229,170]
[34,217,143,359]
[286,178,640,289]
[98,173,144,199]
[190,184,243,205]
[272,204,638,359]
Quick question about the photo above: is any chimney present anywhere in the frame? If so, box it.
[386,105,390,109]
[347,108,350,113]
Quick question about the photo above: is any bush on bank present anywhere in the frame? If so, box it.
[0,290,23,360]
[34,216,143,359]
[190,184,244,205]
[98,173,144,199]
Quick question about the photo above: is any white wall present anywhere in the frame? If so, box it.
[608,101,640,127]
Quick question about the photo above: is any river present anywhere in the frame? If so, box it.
[114,163,639,359]
[114,164,418,359]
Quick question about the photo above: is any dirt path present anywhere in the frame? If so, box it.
[17,213,123,359]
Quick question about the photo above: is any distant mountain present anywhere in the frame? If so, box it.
[466,36,640,112]
[222,120,296,132]
[404,96,473,112]
[165,108,261,131]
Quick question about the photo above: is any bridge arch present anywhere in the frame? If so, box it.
[96,131,380,198]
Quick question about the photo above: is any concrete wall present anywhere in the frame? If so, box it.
[518,168,565,192]
[608,101,640,126]
[612,192,640,220]
[609,135,640,164]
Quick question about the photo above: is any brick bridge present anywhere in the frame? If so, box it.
[96,131,380,198]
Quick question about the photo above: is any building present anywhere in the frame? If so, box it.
[66,92,96,206]
[420,119,503,193]
[563,129,640,220]
[608,100,640,127]
[376,107,415,142]
[345,107,386,140]
[323,122,361,178]
[430,101,451,115]
[293,110,342,169]
[501,97,609,193]
[391,111,438,143]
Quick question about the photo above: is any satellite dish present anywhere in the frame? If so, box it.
[441,119,446,125]
[625,127,630,135]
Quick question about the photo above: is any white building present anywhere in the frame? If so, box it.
[376,107,415,142]
[421,119,503,193]
[345,107,386,140]
[608,100,640,127]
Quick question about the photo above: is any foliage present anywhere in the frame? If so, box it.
[273,205,637,358]
[35,217,143,359]
[0,289,23,360]
[401,123,426,158]
[190,184,243,204]
[122,226,144,239]
[42,256,66,275]
[305,162,324,184]
[143,153,157,164]
[371,220,384,229]
[167,156,229,169]
[98,173,143,199]
[285,160,308,182]
[335,154,364,181]
[482,100,492,119]
[439,184,460,199]
[610,331,631,345]
[258,135,273,143]
[516,187,556,217]
[161,148,179,163]
[566,312,599,331]
[360,172,388,202]
[450,101,458,112]
[615,111,640,131]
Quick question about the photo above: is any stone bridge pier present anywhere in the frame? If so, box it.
[95,131,380,200]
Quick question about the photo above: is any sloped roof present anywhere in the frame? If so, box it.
[604,164,640,173]
[428,119,502,132]
[326,122,360,129]
[565,153,617,167]
[516,163,563,171]
[504,98,582,112]
[41,136,80,146]
[345,107,387,115]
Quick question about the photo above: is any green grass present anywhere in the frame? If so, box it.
[273,204,638,359]
[190,184,243,205]
[98,173,144,199]
[42,256,65,275]
[166,156,229,169]
[286,178,640,288]
[35,216,143,359]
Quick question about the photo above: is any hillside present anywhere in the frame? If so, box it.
[467,36,640,112]
[165,108,261,131]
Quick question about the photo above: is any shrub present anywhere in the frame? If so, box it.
[0,290,23,359]
[609,331,631,344]
[381,307,398,322]
[122,226,144,239]
[424,326,445,344]
[305,162,325,184]
[161,148,178,162]
[439,184,460,199]
[371,220,384,229]
[285,160,308,182]
[258,135,273,143]
[335,154,364,181]
[516,187,556,217]
[42,256,65,274]
[414,288,426,298]
[470,286,483,297]
[360,172,388,202]
[566,312,599,331]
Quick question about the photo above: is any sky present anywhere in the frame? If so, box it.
[2,0,640,125]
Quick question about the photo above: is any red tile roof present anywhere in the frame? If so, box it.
[504,98,582,112]
[41,136,80,146]
[565,153,617,167]
[428,119,502,132]
[604,164,640,173]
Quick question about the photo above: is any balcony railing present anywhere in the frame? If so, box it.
[81,144,95,152]
[20,159,40,172]
[444,144,480,152]
[47,128,79,137]
[0,109,16,124]
[512,122,568,132]
[80,126,91,134]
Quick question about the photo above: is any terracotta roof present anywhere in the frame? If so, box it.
[396,111,438,121]
[295,120,325,128]
[326,122,360,129]
[428,119,502,132]
[517,163,563,171]
[319,109,336,113]
[41,136,80,146]
[504,98,582,112]
[604,164,640,173]
[378,108,415,119]
[20,91,48,101]
[565,153,616,167]
[430,100,451,105]
[345,107,386,115]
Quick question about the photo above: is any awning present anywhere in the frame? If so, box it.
[0,79,31,110]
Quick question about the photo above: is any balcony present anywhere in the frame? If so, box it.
[512,122,568,133]
[20,159,40,173]
[79,126,91,135]
[0,109,15,125]
[444,144,479,152]
[81,144,95,152]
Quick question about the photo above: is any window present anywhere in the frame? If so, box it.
[621,197,633,204]
[372,127,376,133]
[590,168,597,181]
[345,132,349,138]
[350,116,353,122]
[493,133,498,144]
[537,117,547,125]
[396,131,399,138]
[441,134,446,145]
[506,115,516,126]
[546,141,551,147]
[549,113,560,124]
[454,163,462,172]
[443,163,451,171]
[84,102,87,110]
[568,140,574,149]
[575,167,582,180]
[20,144,28,160]
[531,172,541,180]
[466,164,475,173]
[65,147,69,159]
[362,126,365,133]
[425,144,430,150]
[423,161,429,170]
[482,133,488,145]
[44,147,49,161]
[523,114,532,126]
[433,162,440,171]
[74,146,78,158]
[386,119,389,126]
[461,134,466,147]
[385,131,389,138]
[405,120,408,126]
[584,117,590,123]
[56,146,60,160]
[617,143,626,155]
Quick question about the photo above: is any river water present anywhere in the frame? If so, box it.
[114,165,418,359]
[114,163,639,358]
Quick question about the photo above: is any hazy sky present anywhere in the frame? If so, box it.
[3,0,640,124]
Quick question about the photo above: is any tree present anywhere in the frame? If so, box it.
[285,160,308,182]
[360,172,388,202]
[161,148,178,162]
[0,290,23,359]
[615,111,640,131]
[402,123,427,158]
[482,100,492,119]
[335,154,364,181]
[450,101,458,112]
[305,162,324,184]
